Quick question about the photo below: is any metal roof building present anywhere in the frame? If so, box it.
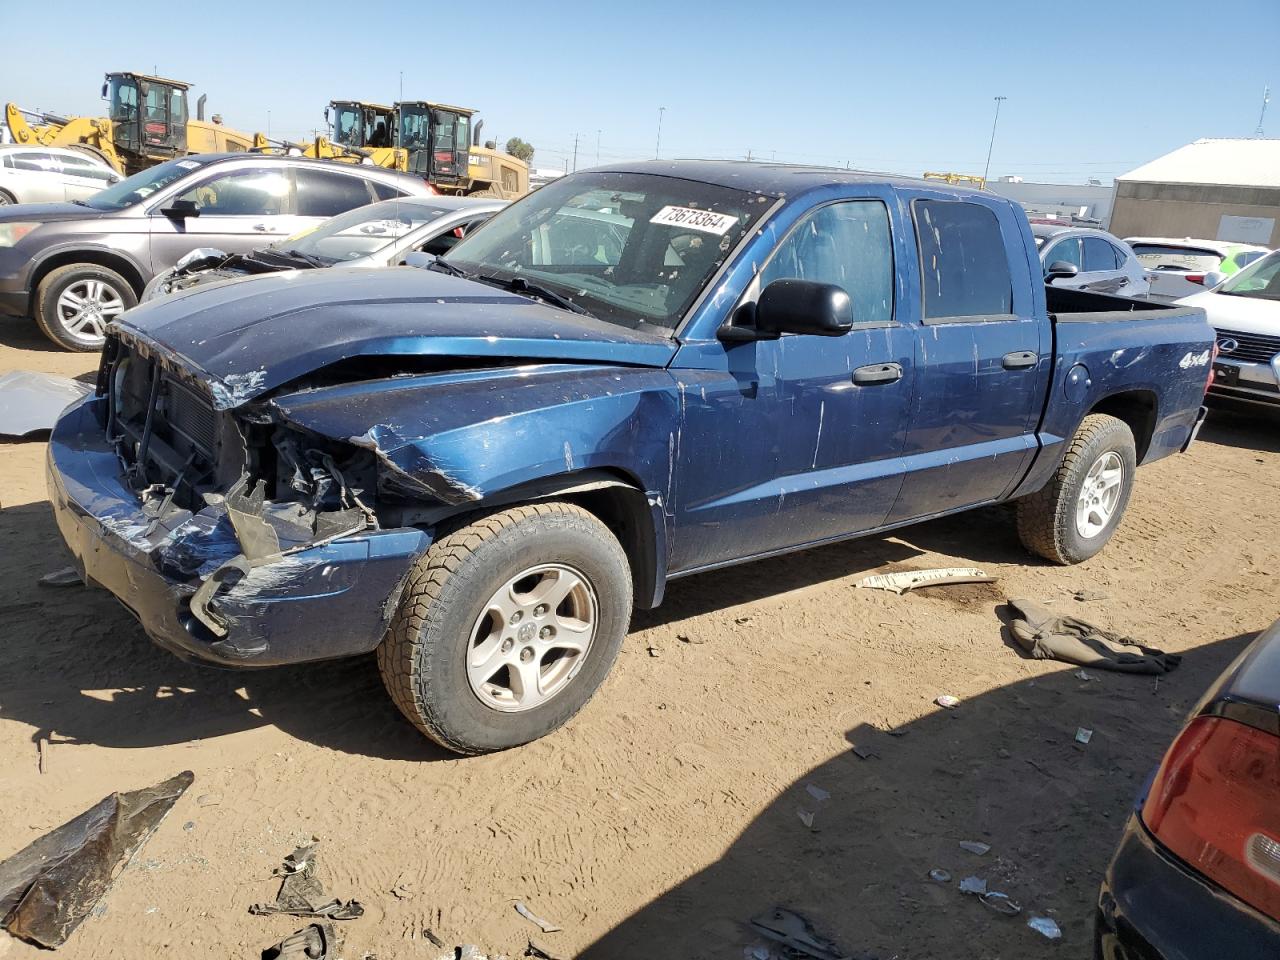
[1108,138,1280,247]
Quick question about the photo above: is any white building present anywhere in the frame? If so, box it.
[983,177,1114,225]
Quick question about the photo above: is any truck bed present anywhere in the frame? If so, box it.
[1046,285,1204,324]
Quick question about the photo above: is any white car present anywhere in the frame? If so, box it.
[1177,250,1280,409]
[0,145,120,204]
[1127,236,1271,301]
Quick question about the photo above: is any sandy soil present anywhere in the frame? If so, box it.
[1,314,1277,960]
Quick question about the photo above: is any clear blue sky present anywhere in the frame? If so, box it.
[3,0,1275,183]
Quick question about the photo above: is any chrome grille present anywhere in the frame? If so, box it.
[1215,327,1280,365]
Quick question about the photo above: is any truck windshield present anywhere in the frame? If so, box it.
[398,106,430,149]
[333,104,363,146]
[81,157,209,210]
[443,171,772,332]
[271,200,459,263]
[1219,250,1280,301]
[107,75,139,126]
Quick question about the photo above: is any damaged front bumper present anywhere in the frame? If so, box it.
[46,397,431,667]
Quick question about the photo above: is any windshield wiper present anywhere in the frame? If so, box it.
[282,248,329,268]
[427,257,470,278]
[483,274,597,319]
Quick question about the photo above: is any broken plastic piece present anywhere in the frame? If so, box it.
[249,843,363,920]
[857,568,994,594]
[1075,728,1093,745]
[980,891,1022,916]
[1074,670,1099,682]
[1028,916,1062,940]
[805,784,830,802]
[37,566,82,588]
[935,695,960,709]
[959,841,991,856]
[958,876,987,895]
[796,808,816,830]
[928,868,952,883]
[514,900,562,933]
[261,922,336,960]
[749,907,847,960]
[0,770,193,948]
[0,370,91,437]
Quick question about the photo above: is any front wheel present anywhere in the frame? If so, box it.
[35,263,136,351]
[1016,414,1137,565]
[377,502,633,754]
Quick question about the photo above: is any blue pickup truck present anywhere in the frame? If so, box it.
[46,161,1214,753]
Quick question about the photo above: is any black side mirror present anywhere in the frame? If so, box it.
[1046,261,1079,283]
[160,199,201,220]
[754,279,853,337]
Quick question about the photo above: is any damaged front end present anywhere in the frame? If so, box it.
[45,335,430,666]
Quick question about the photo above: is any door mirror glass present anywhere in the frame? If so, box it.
[160,198,201,219]
[755,279,853,337]
[1046,261,1079,283]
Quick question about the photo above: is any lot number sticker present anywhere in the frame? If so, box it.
[649,206,739,235]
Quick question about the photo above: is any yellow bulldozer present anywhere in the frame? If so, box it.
[4,72,254,176]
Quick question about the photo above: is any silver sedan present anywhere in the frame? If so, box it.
[142,195,507,302]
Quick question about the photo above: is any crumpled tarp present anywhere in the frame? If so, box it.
[249,843,364,920]
[1007,598,1182,674]
[0,770,194,948]
[0,370,92,437]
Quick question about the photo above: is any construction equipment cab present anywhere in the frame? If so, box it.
[395,101,471,186]
[103,72,250,174]
[328,102,396,151]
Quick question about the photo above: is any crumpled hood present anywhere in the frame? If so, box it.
[112,267,678,409]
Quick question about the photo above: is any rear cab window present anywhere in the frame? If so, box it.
[912,199,1013,321]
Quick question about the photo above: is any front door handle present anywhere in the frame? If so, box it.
[1002,350,1038,370]
[852,362,903,386]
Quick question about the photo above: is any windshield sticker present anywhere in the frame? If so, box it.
[176,160,201,170]
[649,206,740,236]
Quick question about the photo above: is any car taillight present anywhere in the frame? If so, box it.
[1142,715,1280,921]
[1184,273,1206,285]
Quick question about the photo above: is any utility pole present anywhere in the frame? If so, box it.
[982,96,1007,185]
[572,133,579,172]
[655,106,666,159]
[1256,84,1271,138]
[399,71,404,103]
[596,129,601,165]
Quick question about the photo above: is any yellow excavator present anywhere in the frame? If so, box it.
[252,100,408,169]
[5,72,254,176]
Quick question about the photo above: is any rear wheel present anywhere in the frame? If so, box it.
[377,502,632,754]
[0,189,15,205]
[34,263,136,351]
[1016,413,1136,564]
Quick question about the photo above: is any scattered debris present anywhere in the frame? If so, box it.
[514,901,562,934]
[249,843,364,920]
[1028,916,1062,940]
[958,876,987,895]
[980,891,1022,916]
[0,370,92,437]
[646,645,661,658]
[261,922,336,960]
[0,770,193,948]
[196,793,223,807]
[959,841,991,856]
[796,808,816,830]
[750,907,847,960]
[526,938,568,960]
[676,633,704,645]
[390,877,417,900]
[851,744,878,760]
[1073,670,1100,682]
[928,868,952,883]
[423,929,445,948]
[37,567,82,588]
[1072,589,1107,602]
[36,738,48,775]
[1006,598,1182,674]
[805,784,830,803]
[935,695,960,709]
[858,568,995,595]
[183,820,195,831]
[1075,728,1094,745]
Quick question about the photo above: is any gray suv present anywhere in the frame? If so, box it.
[0,153,434,350]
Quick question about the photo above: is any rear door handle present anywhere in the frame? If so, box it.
[852,362,903,386]
[1002,350,1038,370]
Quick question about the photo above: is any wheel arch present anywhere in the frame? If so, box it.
[31,247,148,301]
[1086,389,1159,463]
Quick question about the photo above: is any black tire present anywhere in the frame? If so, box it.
[377,502,632,754]
[34,263,137,352]
[466,187,504,199]
[66,143,117,171]
[1017,413,1137,565]
[0,188,15,205]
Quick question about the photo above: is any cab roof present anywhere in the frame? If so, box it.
[109,72,191,90]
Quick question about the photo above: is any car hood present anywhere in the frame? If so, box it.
[1178,289,1280,336]
[112,267,678,409]
[0,201,113,223]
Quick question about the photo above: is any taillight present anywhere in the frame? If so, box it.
[1142,716,1280,921]
[1185,273,1206,285]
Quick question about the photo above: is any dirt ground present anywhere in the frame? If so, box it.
[1,314,1277,960]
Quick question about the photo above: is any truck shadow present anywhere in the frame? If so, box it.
[0,316,66,354]
[580,630,1258,960]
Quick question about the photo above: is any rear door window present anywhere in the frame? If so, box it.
[9,151,60,173]
[913,200,1013,319]
[295,169,377,217]
[1083,237,1121,272]
[371,180,410,201]
[758,199,894,323]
